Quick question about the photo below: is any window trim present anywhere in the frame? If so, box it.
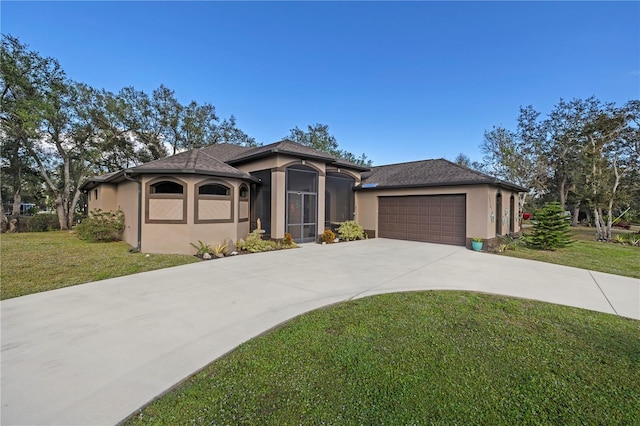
[194,179,234,224]
[145,177,188,224]
[238,183,249,222]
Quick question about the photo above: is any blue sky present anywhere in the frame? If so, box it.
[2,1,638,165]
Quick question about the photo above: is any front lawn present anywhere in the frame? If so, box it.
[0,231,199,300]
[499,226,640,279]
[127,291,640,425]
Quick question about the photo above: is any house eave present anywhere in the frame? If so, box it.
[355,180,528,192]
[228,149,370,172]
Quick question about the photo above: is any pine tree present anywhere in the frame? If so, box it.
[527,202,574,250]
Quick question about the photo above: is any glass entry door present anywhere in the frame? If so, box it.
[287,191,317,243]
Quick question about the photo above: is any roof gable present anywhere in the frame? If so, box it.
[228,139,370,171]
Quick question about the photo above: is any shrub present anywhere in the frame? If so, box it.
[282,232,297,248]
[76,209,125,242]
[525,202,574,250]
[190,240,212,257]
[236,230,279,253]
[337,221,365,241]
[320,229,336,244]
[25,213,60,232]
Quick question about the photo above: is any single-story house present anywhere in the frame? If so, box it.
[81,139,526,254]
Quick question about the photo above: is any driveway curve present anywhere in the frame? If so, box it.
[2,238,639,425]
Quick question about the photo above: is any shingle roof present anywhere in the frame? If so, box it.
[228,139,370,171]
[359,159,527,191]
[131,147,253,179]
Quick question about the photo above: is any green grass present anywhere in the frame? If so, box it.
[0,231,199,300]
[127,291,640,425]
[499,226,640,279]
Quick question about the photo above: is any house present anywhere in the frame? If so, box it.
[80,140,526,254]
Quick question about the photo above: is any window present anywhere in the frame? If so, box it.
[325,173,355,230]
[238,184,249,222]
[239,185,249,199]
[195,179,234,223]
[199,183,230,196]
[145,177,187,224]
[151,181,184,194]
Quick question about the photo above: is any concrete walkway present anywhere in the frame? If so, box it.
[2,239,639,425]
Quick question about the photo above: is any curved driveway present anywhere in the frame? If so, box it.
[2,239,639,425]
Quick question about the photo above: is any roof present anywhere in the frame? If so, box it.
[227,139,370,171]
[358,159,527,192]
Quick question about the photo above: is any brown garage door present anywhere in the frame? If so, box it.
[378,195,466,245]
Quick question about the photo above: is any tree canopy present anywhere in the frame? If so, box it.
[286,123,372,167]
[481,96,639,240]
[0,34,257,229]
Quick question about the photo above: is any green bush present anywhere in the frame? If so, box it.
[25,213,60,232]
[337,220,365,241]
[236,229,279,253]
[76,209,125,242]
[525,202,574,250]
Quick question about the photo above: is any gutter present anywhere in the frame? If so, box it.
[123,171,142,253]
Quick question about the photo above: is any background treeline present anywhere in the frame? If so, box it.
[0,35,369,231]
[456,97,639,241]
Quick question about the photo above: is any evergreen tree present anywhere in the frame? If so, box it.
[527,202,574,250]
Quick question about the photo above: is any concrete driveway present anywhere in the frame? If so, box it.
[2,239,639,425]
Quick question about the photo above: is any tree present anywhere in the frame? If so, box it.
[0,35,53,219]
[580,100,638,240]
[453,153,486,172]
[286,123,372,166]
[481,112,546,210]
[526,201,574,250]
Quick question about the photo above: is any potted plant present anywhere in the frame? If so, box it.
[471,237,484,251]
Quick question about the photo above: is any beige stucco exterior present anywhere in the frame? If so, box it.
[355,184,521,245]
[87,174,251,255]
[84,146,520,255]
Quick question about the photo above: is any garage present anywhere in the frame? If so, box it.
[378,194,466,245]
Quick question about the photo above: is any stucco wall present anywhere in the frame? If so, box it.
[136,175,250,254]
[116,180,139,249]
[355,185,521,242]
[87,184,118,212]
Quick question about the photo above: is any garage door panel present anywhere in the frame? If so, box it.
[378,194,466,246]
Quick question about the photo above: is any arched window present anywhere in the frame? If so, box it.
[198,183,230,196]
[239,184,249,199]
[151,180,184,194]
[238,184,249,222]
[195,179,234,223]
[145,177,187,224]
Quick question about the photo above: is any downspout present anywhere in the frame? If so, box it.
[124,172,142,252]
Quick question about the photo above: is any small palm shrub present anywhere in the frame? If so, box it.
[320,229,336,244]
[337,221,365,241]
[76,209,125,242]
[524,202,574,250]
[190,240,212,257]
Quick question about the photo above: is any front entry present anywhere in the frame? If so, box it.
[286,191,317,243]
[286,165,318,243]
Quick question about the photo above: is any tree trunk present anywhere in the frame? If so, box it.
[594,208,605,241]
[559,175,568,210]
[0,192,8,232]
[571,203,580,226]
[11,189,21,217]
